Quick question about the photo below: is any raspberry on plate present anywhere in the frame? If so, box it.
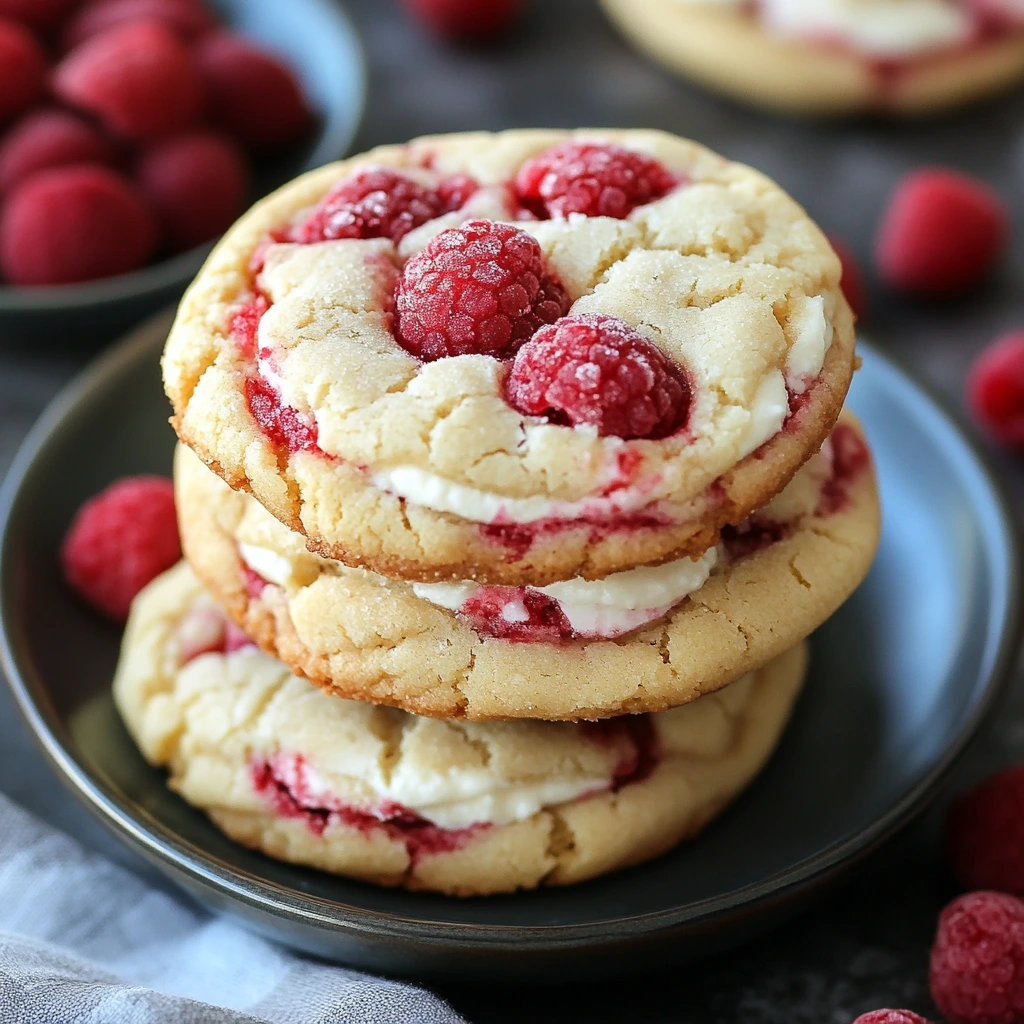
[62,0,217,51]
[930,891,1024,1024]
[967,333,1024,449]
[394,218,570,361]
[875,169,1009,297]
[196,32,310,151]
[0,165,158,285]
[0,19,47,123]
[852,1012,932,1024]
[0,0,76,30]
[401,0,523,41]
[62,476,180,622]
[516,140,677,220]
[137,130,248,252]
[294,167,475,245]
[0,109,116,196]
[507,313,691,440]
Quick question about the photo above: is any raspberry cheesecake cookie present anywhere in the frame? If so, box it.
[163,129,856,587]
[174,413,879,721]
[601,0,1024,116]
[114,561,808,895]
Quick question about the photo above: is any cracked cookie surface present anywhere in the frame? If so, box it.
[163,128,855,587]
[114,561,808,895]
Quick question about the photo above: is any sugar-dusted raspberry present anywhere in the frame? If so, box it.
[196,32,310,151]
[137,130,248,252]
[294,167,475,245]
[507,313,690,440]
[0,165,158,285]
[875,169,1008,297]
[0,19,47,123]
[828,235,868,322]
[0,109,116,196]
[930,891,1024,1024]
[948,765,1024,896]
[230,295,268,358]
[61,476,180,622]
[852,1012,932,1024]
[515,140,677,220]
[968,333,1024,449]
[245,376,318,452]
[0,0,76,30]
[401,0,523,41]
[394,218,570,361]
[54,21,204,141]
[62,0,217,51]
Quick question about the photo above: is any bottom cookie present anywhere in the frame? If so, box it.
[114,562,809,896]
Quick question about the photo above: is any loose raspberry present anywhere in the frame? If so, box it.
[294,167,475,245]
[245,376,318,452]
[0,19,47,123]
[54,21,204,141]
[400,0,523,41]
[62,0,217,51]
[196,33,310,151]
[61,476,180,622]
[0,165,157,285]
[875,169,1008,297]
[0,0,76,30]
[948,765,1024,895]
[968,333,1024,449]
[930,891,1024,1024]
[137,131,248,252]
[394,218,570,361]
[852,1012,932,1024]
[516,141,677,220]
[0,109,117,197]
[507,313,690,440]
[829,235,868,322]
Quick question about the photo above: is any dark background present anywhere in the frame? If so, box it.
[2,1,1024,1020]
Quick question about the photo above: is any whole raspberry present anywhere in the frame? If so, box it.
[62,0,217,51]
[61,476,180,622]
[852,1012,932,1024]
[0,109,116,196]
[930,891,1024,1024]
[0,165,158,285]
[294,167,475,245]
[948,765,1024,894]
[516,140,677,220]
[400,0,523,41]
[876,169,1008,297]
[0,19,47,123]
[828,235,868,322]
[968,333,1024,449]
[394,219,570,361]
[196,32,310,151]
[54,21,204,141]
[507,314,690,439]
[137,131,248,252]
[0,0,76,30]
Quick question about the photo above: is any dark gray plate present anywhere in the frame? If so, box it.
[0,312,1018,981]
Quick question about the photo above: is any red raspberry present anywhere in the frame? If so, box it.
[137,131,248,252]
[852,1013,932,1024]
[294,167,475,245]
[516,141,677,220]
[196,32,310,151]
[394,219,570,361]
[967,333,1024,449]
[0,109,116,196]
[947,765,1024,895]
[54,21,204,142]
[0,165,158,285]
[828,235,868,322]
[61,476,180,622]
[400,0,523,41]
[0,19,47,123]
[875,169,1008,297]
[930,891,1024,1024]
[245,376,318,452]
[507,313,690,440]
[0,0,76,30]
[62,0,217,51]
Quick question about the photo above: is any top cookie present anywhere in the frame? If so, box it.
[163,129,855,586]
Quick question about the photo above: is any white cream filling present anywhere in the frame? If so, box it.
[238,543,296,588]
[785,295,834,394]
[736,370,790,459]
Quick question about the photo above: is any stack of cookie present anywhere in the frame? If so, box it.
[115,129,881,896]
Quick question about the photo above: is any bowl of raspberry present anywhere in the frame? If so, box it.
[0,0,365,346]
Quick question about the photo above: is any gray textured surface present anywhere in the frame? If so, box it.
[1,0,1024,1019]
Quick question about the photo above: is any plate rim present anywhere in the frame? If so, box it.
[0,314,1019,952]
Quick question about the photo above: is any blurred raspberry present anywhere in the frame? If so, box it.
[507,313,690,439]
[400,0,523,41]
[0,0,77,30]
[395,218,569,361]
[196,32,310,151]
[62,0,217,50]
[852,1013,931,1024]
[0,19,47,123]
[967,332,1024,448]
[828,235,868,322]
[62,476,180,622]
[875,169,1008,297]
[0,109,116,196]
[137,130,248,252]
[0,165,157,285]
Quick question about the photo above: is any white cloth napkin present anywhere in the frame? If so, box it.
[0,793,465,1024]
